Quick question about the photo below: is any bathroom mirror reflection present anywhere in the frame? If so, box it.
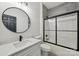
[2,7,31,33]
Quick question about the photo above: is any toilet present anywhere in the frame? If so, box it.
[40,43,51,56]
[33,35,51,56]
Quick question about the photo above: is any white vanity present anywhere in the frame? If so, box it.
[0,38,41,56]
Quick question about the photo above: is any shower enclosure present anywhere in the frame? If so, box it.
[43,10,79,51]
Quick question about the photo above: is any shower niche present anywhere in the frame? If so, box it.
[43,10,79,51]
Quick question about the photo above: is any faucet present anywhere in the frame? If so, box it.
[19,35,23,42]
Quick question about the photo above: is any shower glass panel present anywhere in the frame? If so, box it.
[45,18,56,43]
[57,32,77,49]
[45,31,55,43]
[57,13,77,49]
[45,18,56,30]
[44,11,78,51]
[57,13,77,31]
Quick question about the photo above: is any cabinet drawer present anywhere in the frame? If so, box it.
[24,45,41,56]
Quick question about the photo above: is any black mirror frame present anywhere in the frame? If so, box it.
[2,7,31,33]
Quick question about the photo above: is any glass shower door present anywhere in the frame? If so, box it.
[57,13,77,49]
[45,18,56,43]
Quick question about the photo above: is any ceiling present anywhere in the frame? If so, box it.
[43,2,64,9]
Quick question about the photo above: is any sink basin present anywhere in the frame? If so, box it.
[13,40,31,48]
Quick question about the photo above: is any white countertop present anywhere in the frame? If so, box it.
[0,38,41,56]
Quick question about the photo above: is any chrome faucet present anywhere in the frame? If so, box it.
[19,35,23,42]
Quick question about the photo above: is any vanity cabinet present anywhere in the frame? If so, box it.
[10,43,41,56]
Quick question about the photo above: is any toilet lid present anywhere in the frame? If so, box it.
[41,44,51,51]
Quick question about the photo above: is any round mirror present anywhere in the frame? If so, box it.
[2,7,31,33]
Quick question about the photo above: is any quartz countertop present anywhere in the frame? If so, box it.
[0,38,41,56]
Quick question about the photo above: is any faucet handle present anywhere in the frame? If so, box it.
[19,35,23,41]
[20,35,23,38]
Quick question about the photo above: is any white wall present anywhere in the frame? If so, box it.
[0,2,40,45]
[43,5,48,19]
[40,3,43,40]
[48,2,79,17]
[46,2,79,56]
[40,4,48,41]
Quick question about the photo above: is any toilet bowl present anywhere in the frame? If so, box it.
[33,35,51,56]
[40,43,51,56]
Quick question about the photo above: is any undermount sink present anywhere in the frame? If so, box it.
[13,40,32,48]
